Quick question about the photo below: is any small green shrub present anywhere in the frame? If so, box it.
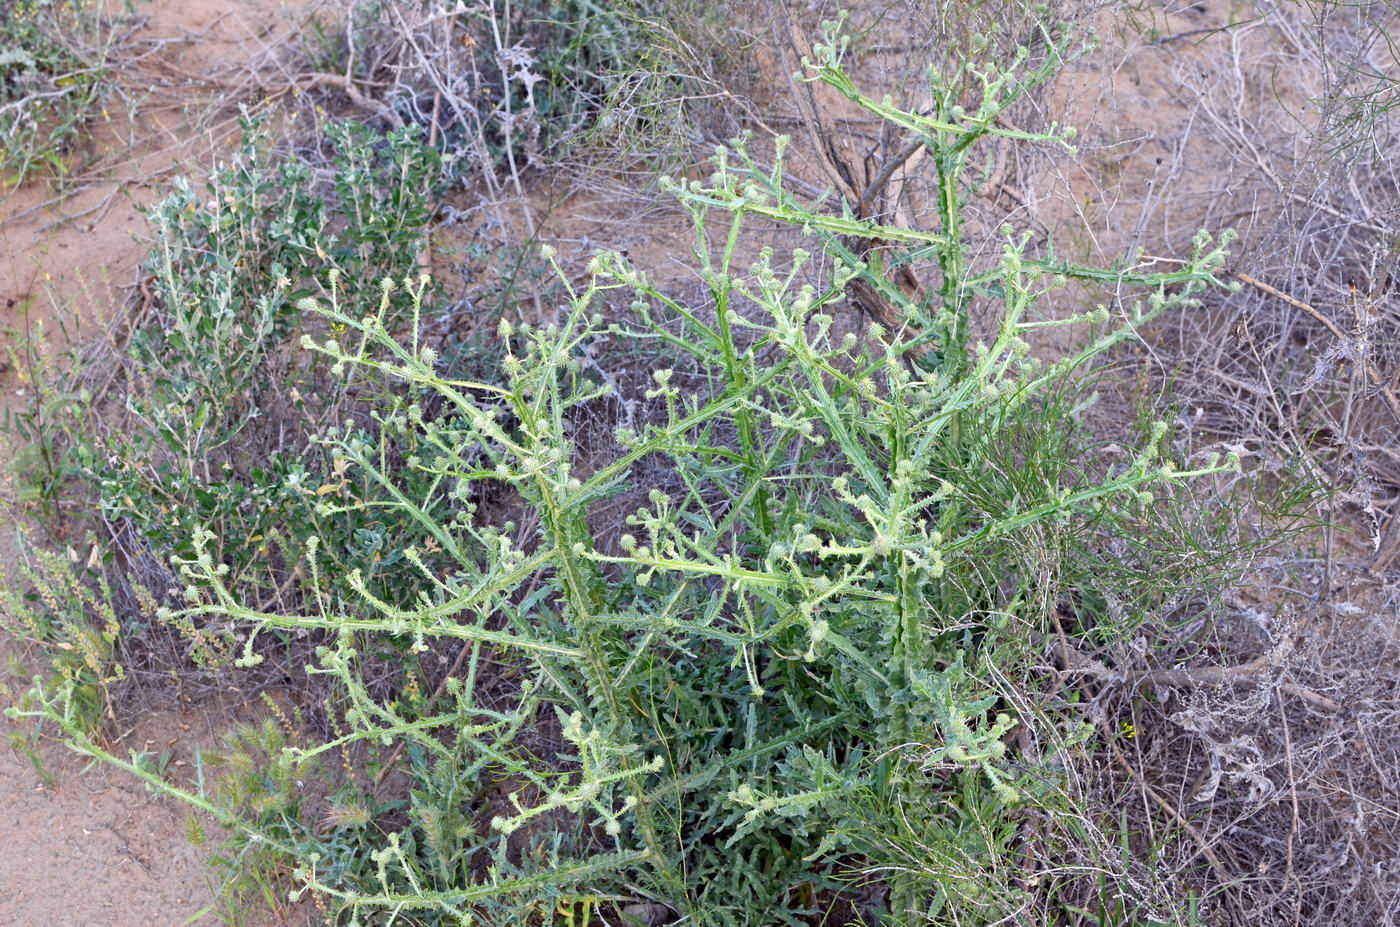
[67,115,440,605]
[1,317,88,522]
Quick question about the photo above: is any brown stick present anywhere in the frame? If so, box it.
[1277,694,1304,927]
[1047,630,1341,711]
[1232,270,1400,423]
[417,89,443,278]
[1098,719,1248,924]
[143,59,402,128]
[779,13,927,340]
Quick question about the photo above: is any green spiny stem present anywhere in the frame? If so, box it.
[507,360,683,899]
[713,209,773,538]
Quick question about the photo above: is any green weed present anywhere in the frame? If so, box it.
[56,116,441,609]
[0,535,123,738]
[8,13,1263,927]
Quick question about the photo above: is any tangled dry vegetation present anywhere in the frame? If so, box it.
[2,1,1398,925]
[1083,5,1400,923]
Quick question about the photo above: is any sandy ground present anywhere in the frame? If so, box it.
[1,724,239,927]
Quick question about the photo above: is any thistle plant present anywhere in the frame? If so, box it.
[13,16,1246,927]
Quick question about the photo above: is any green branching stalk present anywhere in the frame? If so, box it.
[7,15,1254,927]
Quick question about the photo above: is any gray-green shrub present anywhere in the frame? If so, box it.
[73,116,439,606]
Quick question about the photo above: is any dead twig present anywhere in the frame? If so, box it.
[1047,627,1341,711]
[1097,716,1248,924]
[137,58,402,128]
[1277,693,1304,927]
[1232,270,1400,424]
